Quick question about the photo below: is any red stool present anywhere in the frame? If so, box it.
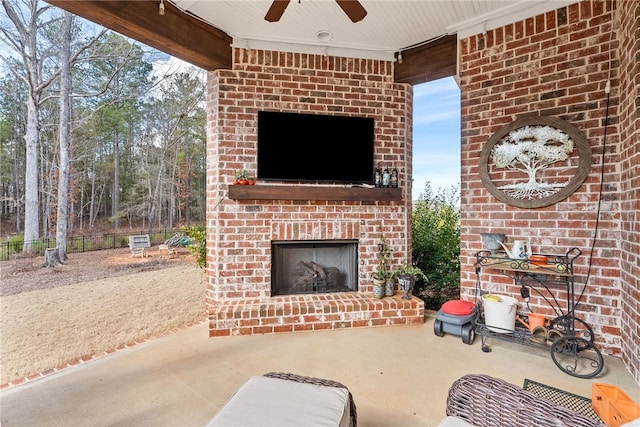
[434,300,477,344]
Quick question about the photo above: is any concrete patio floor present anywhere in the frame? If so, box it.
[1,312,638,427]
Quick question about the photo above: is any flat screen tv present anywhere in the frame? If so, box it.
[257,111,375,184]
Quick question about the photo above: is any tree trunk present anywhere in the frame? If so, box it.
[89,156,97,229]
[44,248,63,267]
[79,181,85,231]
[12,136,23,233]
[38,135,54,238]
[169,144,180,229]
[23,95,39,251]
[112,131,120,229]
[55,12,73,262]
[184,157,191,224]
[148,155,165,231]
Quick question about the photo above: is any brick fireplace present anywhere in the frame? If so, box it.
[205,49,424,337]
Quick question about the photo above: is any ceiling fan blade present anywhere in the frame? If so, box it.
[335,0,367,23]
[265,0,291,22]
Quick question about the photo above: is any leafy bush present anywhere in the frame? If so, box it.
[182,225,206,268]
[411,183,460,307]
[0,235,24,260]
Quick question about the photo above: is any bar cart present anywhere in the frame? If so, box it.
[473,247,604,378]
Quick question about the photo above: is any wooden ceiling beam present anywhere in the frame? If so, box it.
[394,35,457,85]
[46,0,232,71]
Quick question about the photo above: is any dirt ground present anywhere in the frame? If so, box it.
[1,247,195,296]
[0,247,206,386]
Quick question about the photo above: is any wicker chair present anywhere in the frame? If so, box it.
[446,374,605,427]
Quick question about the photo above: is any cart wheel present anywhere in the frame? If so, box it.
[433,319,445,337]
[550,315,594,343]
[481,344,491,353]
[550,336,604,379]
[461,323,475,345]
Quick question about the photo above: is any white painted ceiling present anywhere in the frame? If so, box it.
[170,0,578,60]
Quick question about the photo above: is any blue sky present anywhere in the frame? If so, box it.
[411,76,461,201]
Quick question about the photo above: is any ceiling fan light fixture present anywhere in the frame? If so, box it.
[265,0,366,23]
[316,30,333,42]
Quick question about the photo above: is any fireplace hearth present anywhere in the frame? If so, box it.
[271,240,358,296]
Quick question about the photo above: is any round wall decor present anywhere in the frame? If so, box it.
[479,115,592,209]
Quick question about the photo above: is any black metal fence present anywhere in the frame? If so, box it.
[1,229,181,261]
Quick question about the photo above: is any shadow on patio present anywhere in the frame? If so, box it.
[1,313,637,427]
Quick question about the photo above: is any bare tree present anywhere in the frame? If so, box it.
[1,0,56,251]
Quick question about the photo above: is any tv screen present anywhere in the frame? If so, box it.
[257,111,375,184]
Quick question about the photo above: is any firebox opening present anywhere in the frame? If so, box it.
[271,240,359,296]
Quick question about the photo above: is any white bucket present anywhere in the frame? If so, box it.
[482,294,518,333]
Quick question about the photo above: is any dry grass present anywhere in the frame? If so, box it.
[0,249,206,386]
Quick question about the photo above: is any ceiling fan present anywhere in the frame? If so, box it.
[265,0,368,23]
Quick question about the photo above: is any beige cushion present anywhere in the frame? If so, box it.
[207,375,351,427]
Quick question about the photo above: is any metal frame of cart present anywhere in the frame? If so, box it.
[473,248,604,379]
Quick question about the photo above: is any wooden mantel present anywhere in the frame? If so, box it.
[228,185,402,202]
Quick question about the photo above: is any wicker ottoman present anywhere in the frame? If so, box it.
[207,372,356,427]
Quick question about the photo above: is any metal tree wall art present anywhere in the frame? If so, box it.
[480,115,592,209]
[492,126,574,199]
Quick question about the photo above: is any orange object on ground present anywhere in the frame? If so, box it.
[592,383,639,427]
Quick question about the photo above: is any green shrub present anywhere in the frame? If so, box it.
[182,225,206,268]
[411,183,460,299]
[1,235,24,260]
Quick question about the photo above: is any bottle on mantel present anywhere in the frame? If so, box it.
[374,163,382,188]
[382,164,391,188]
[390,167,399,188]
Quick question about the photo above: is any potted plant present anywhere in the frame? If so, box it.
[233,169,255,185]
[372,236,392,298]
[392,262,427,300]
[233,169,248,185]
[372,268,386,299]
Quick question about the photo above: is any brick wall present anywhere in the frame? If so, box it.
[615,0,640,384]
[458,0,639,385]
[205,49,423,336]
[459,0,629,360]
